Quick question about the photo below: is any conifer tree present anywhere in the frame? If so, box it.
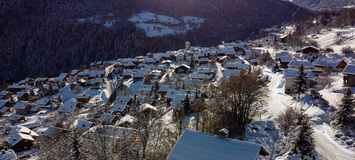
[70,130,82,160]
[292,113,316,159]
[333,88,354,128]
[293,64,308,99]
[183,93,191,116]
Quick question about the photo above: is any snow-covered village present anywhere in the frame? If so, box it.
[1,1,355,160]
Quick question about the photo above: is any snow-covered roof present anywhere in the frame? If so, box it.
[175,64,191,69]
[225,62,249,69]
[0,149,17,160]
[183,79,204,85]
[59,73,68,78]
[0,107,9,112]
[279,56,293,62]
[313,57,344,68]
[0,91,10,96]
[21,122,42,129]
[141,103,157,112]
[15,91,27,97]
[112,104,126,112]
[100,113,117,122]
[157,64,167,70]
[288,60,315,69]
[343,64,355,75]
[159,85,175,92]
[223,70,241,77]
[8,114,25,121]
[10,126,31,135]
[195,67,211,74]
[167,129,268,160]
[275,52,289,58]
[57,101,79,113]
[43,126,68,138]
[30,106,40,112]
[9,133,34,146]
[190,73,212,80]
[71,70,79,75]
[10,126,39,138]
[117,96,132,105]
[175,52,184,57]
[302,46,320,51]
[283,69,314,79]
[75,120,94,130]
[13,102,28,110]
[35,98,51,106]
[0,100,8,108]
[116,114,135,126]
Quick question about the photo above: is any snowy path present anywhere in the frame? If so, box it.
[264,70,287,116]
[313,124,355,160]
[215,62,223,83]
[263,69,355,160]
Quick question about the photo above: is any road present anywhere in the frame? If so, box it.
[264,70,355,160]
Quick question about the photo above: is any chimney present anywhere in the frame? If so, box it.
[219,128,229,138]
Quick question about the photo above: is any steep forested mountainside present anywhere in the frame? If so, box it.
[285,0,355,11]
[0,0,313,85]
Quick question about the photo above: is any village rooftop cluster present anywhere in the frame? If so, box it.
[0,26,354,158]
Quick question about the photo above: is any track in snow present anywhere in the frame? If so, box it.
[263,69,355,160]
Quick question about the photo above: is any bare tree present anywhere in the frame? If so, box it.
[214,70,267,138]
[132,108,163,159]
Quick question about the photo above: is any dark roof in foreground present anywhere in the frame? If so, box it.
[167,129,269,160]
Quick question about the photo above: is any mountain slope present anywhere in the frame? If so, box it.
[0,0,313,85]
[285,0,355,11]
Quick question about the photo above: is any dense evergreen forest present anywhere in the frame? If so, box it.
[0,0,313,85]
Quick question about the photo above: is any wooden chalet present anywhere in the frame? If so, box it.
[343,65,355,86]
[9,133,34,151]
[8,114,26,123]
[278,56,293,68]
[302,46,319,54]
[13,102,32,115]
[174,64,191,74]
[76,95,91,103]
[0,91,13,99]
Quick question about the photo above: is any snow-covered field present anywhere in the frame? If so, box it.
[128,11,205,37]
[311,26,355,53]
[77,13,118,28]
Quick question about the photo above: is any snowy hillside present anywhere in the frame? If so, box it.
[284,0,355,11]
[128,11,205,37]
[310,26,355,54]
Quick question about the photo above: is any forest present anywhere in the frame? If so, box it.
[0,0,313,86]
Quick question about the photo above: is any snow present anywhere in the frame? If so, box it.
[263,68,355,160]
[283,69,314,79]
[168,129,266,160]
[116,114,135,126]
[343,64,355,75]
[74,120,93,130]
[312,26,355,54]
[128,11,205,37]
[77,14,118,28]
[9,133,34,146]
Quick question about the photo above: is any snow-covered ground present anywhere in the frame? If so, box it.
[128,11,205,37]
[77,13,118,28]
[311,26,355,53]
[263,68,355,160]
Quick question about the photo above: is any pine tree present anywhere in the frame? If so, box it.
[292,114,316,159]
[183,93,191,116]
[333,88,354,128]
[70,130,82,160]
[293,64,308,99]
